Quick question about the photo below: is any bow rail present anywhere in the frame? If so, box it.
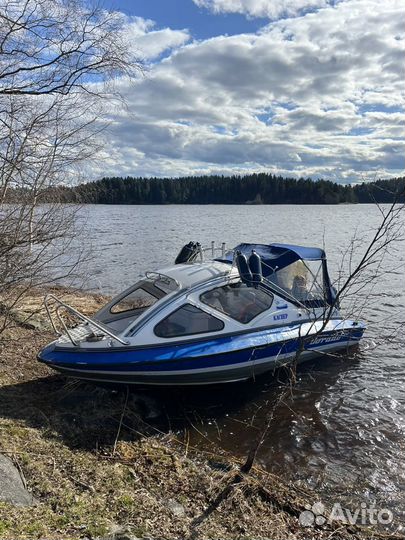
[44,294,128,346]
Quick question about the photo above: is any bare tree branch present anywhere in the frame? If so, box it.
[0,0,142,334]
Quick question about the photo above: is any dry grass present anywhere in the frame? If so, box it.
[0,290,400,539]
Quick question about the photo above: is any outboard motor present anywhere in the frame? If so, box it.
[175,242,201,264]
[235,250,253,285]
[248,250,262,287]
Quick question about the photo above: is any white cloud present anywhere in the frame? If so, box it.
[132,28,191,60]
[97,0,405,181]
[193,0,331,19]
[123,16,190,60]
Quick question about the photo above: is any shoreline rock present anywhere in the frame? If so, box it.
[0,454,35,507]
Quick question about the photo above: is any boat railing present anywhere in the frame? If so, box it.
[145,271,180,291]
[175,241,229,264]
[201,241,227,259]
[44,294,129,346]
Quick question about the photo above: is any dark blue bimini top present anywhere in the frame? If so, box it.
[270,243,325,262]
[218,243,326,275]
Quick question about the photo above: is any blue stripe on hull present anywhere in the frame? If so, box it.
[39,328,364,375]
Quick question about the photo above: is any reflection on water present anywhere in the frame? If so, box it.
[68,204,404,525]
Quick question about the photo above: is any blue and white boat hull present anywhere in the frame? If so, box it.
[38,320,365,386]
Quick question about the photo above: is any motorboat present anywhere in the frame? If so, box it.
[38,242,366,385]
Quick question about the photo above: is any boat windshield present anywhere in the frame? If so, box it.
[201,282,274,324]
[266,259,327,306]
[110,286,160,314]
[109,274,179,315]
[95,273,180,331]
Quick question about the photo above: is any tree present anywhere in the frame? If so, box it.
[0,0,141,332]
[0,0,136,96]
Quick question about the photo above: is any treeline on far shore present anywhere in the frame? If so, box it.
[27,174,405,205]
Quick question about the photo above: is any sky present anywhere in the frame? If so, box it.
[96,0,405,183]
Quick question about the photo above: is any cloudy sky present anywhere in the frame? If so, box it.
[98,0,404,182]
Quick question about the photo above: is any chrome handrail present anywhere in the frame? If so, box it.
[202,242,227,258]
[44,294,129,346]
[145,271,181,290]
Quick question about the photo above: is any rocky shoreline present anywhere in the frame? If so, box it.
[0,288,400,539]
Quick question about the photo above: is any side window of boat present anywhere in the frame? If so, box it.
[110,287,158,314]
[200,283,274,324]
[154,304,224,338]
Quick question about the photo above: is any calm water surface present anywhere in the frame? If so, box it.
[74,204,404,526]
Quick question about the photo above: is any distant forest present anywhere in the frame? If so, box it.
[50,174,405,205]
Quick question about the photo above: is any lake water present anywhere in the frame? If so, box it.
[74,204,405,528]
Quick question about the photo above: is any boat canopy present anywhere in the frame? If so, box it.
[219,243,324,272]
[218,243,335,305]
